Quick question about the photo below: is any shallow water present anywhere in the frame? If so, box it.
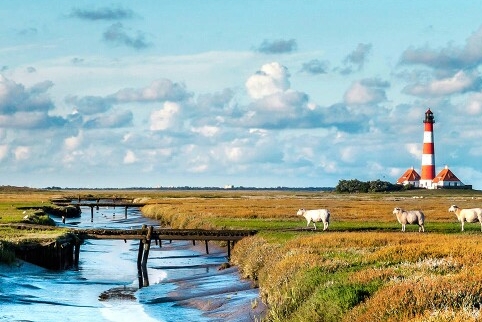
[0,205,256,322]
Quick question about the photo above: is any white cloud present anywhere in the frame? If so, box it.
[149,102,181,131]
[340,147,358,163]
[344,80,387,105]
[0,145,8,160]
[406,143,421,160]
[123,150,137,164]
[113,79,191,103]
[191,125,220,137]
[14,146,30,160]
[404,71,476,97]
[466,93,482,115]
[64,133,83,150]
[245,62,290,99]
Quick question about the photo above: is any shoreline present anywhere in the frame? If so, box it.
[149,240,267,321]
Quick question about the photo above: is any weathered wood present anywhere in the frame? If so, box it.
[74,228,257,242]
[205,240,209,254]
[137,225,147,270]
[74,241,80,267]
[141,226,153,268]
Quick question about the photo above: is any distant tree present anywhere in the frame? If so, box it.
[335,179,404,193]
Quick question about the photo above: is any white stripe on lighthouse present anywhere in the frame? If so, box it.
[423,131,433,143]
[421,154,434,165]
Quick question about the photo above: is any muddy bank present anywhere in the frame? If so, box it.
[139,240,266,321]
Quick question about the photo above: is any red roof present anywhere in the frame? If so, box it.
[397,168,421,184]
[432,167,462,183]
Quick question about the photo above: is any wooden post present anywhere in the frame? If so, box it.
[137,225,147,270]
[90,206,94,222]
[204,240,209,254]
[141,265,149,287]
[192,240,196,246]
[74,241,80,267]
[124,206,128,219]
[141,226,153,268]
[137,239,144,271]
[227,240,231,259]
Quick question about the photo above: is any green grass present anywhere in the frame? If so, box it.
[210,217,468,234]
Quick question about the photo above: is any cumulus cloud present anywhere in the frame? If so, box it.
[0,112,67,129]
[402,70,479,97]
[344,78,389,105]
[197,88,235,110]
[150,102,181,131]
[466,93,482,115]
[0,76,54,114]
[83,110,133,129]
[257,39,297,54]
[401,26,482,70]
[0,145,7,160]
[14,146,30,160]
[245,62,290,99]
[64,133,83,151]
[191,125,220,137]
[338,43,372,74]
[103,23,151,49]
[113,79,191,103]
[70,6,134,21]
[64,79,192,129]
[66,95,113,115]
[300,59,328,75]
[123,150,137,164]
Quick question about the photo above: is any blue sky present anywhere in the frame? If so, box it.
[1,1,482,189]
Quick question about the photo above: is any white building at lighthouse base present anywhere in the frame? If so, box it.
[397,166,466,189]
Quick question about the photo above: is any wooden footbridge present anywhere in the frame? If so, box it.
[74,226,257,261]
[74,226,257,287]
[10,223,257,287]
[53,198,148,222]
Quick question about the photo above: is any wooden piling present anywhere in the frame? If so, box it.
[227,241,231,258]
[137,225,147,270]
[141,226,153,269]
[74,241,80,267]
[205,240,209,254]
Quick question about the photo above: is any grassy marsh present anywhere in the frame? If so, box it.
[2,188,482,321]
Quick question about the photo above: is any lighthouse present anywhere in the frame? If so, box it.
[420,109,435,188]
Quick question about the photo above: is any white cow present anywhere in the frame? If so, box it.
[392,207,425,232]
[448,205,482,232]
[297,208,330,230]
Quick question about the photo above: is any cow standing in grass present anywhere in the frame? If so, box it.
[297,208,330,230]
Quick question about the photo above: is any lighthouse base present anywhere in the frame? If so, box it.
[419,179,436,189]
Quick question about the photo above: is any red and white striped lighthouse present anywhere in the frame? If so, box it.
[420,108,435,188]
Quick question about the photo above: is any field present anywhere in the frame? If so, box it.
[2,188,482,321]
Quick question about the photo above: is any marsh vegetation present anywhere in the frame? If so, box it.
[2,188,482,321]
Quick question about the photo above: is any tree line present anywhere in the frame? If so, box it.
[334,179,413,193]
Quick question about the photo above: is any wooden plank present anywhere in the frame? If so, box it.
[74,228,257,242]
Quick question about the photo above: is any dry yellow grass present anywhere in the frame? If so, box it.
[3,189,482,321]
